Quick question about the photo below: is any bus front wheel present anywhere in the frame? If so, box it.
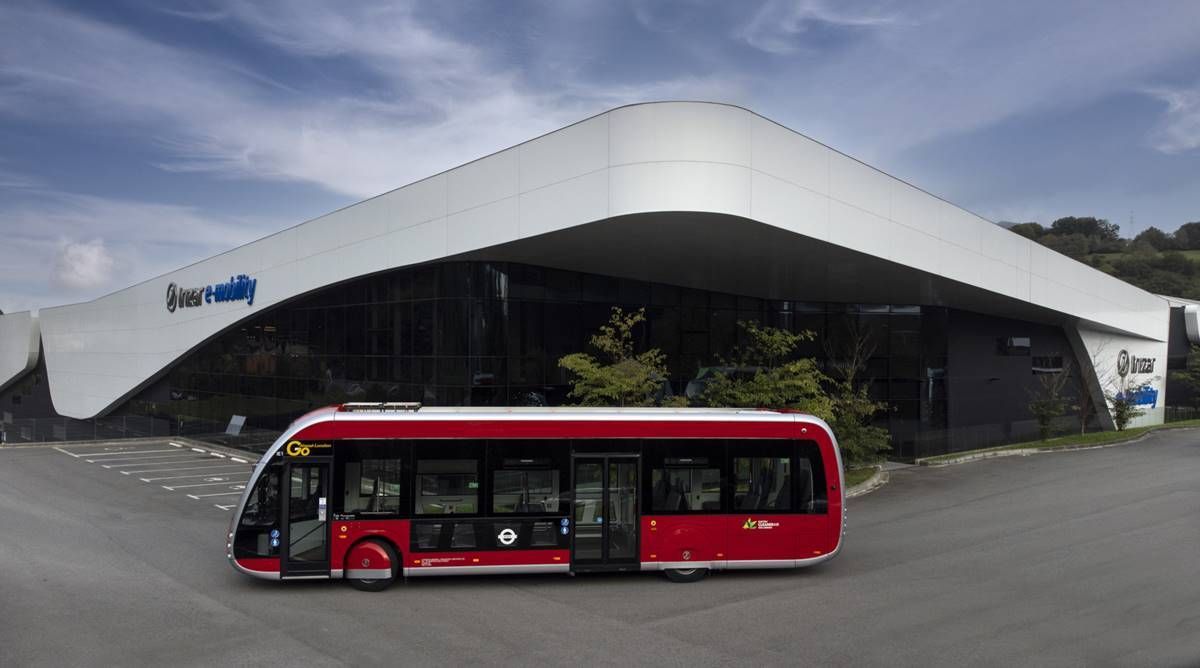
[346,538,400,592]
[663,567,708,583]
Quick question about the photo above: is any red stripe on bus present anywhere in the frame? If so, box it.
[237,557,280,572]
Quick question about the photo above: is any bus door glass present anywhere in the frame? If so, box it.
[572,456,638,568]
[282,461,330,576]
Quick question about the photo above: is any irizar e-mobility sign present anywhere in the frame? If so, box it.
[166,274,258,313]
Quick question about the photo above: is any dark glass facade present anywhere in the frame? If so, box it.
[121,261,952,454]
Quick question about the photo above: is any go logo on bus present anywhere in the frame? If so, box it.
[285,440,331,457]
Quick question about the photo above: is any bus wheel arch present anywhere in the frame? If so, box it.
[663,567,708,583]
[345,537,401,592]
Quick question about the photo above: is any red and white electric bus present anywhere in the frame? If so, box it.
[226,403,845,590]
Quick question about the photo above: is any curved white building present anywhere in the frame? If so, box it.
[0,102,1182,455]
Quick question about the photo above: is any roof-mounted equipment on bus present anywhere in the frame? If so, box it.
[339,402,422,413]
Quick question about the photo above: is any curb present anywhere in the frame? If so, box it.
[916,426,1199,468]
[846,466,889,498]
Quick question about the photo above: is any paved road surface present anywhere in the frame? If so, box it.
[2,431,1199,666]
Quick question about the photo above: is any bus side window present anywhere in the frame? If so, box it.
[336,441,407,518]
[414,440,482,515]
[488,441,567,515]
[732,456,791,511]
[343,458,403,515]
[645,440,725,514]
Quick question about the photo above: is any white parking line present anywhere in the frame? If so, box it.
[209,452,226,458]
[97,455,208,466]
[57,444,162,454]
[139,468,253,482]
[69,448,181,458]
[53,446,82,458]
[214,504,236,510]
[190,447,206,453]
[187,491,244,499]
[231,457,248,464]
[121,462,250,475]
[87,452,203,462]
[162,480,248,490]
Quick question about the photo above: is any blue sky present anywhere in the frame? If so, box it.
[2,0,1199,313]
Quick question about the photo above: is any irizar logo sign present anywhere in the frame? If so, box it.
[166,274,258,313]
[1116,349,1154,377]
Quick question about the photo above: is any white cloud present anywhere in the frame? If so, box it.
[0,187,282,312]
[733,1,1200,163]
[0,167,40,189]
[0,3,735,200]
[1146,86,1200,154]
[738,0,901,55]
[52,238,115,290]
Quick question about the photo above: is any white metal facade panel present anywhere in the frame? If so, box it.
[9,101,1168,419]
[0,311,39,393]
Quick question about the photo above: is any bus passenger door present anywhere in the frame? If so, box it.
[281,461,331,577]
[572,456,639,571]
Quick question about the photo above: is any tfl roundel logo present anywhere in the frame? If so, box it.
[165,282,178,313]
[1116,350,1130,377]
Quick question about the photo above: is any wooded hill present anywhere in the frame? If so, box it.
[1005,217,1200,299]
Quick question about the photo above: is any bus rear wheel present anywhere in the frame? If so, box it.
[346,538,400,592]
[663,567,708,583]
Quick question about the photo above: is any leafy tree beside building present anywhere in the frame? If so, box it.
[558,307,680,407]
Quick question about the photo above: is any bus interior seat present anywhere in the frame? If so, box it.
[796,471,813,510]
[739,490,761,509]
[771,475,791,510]
[653,477,670,509]
[665,480,688,511]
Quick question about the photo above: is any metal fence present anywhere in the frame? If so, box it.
[907,415,1084,459]
[1165,405,1200,423]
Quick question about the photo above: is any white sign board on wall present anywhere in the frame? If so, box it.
[1076,325,1168,429]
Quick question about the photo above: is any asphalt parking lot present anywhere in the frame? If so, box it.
[52,441,255,510]
[2,430,1199,666]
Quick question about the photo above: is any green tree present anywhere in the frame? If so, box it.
[1132,226,1178,251]
[558,307,677,407]
[1107,378,1148,431]
[696,321,833,420]
[1027,362,1072,440]
[823,321,892,466]
[1049,216,1120,242]
[1008,222,1045,240]
[1169,344,1200,408]
[1110,251,1198,298]
[1039,233,1091,260]
[1173,221,1200,250]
